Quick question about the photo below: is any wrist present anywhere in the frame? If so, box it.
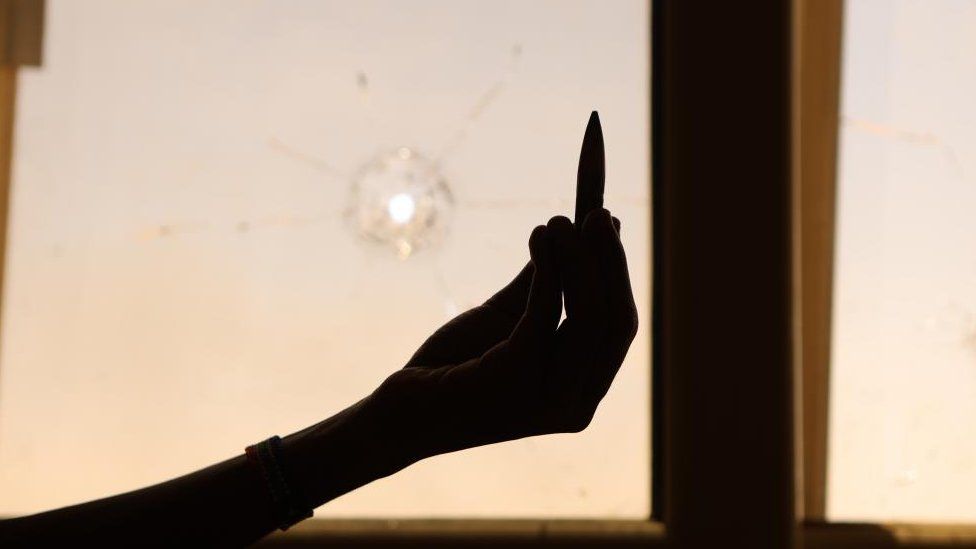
[279,397,413,510]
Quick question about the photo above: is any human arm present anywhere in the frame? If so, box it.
[0,208,636,547]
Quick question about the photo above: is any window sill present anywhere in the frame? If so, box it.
[803,521,976,548]
[261,518,666,547]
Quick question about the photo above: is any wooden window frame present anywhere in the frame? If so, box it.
[2,1,976,546]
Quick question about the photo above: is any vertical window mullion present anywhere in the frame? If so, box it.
[655,1,796,546]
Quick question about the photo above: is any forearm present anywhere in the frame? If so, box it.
[0,398,408,547]
[0,454,277,547]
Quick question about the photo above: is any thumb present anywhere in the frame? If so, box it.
[511,225,561,346]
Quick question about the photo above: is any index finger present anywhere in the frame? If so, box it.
[483,260,534,320]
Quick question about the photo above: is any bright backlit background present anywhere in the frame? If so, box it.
[829,0,976,522]
[0,1,650,518]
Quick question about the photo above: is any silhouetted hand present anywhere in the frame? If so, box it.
[0,209,637,547]
[366,209,638,465]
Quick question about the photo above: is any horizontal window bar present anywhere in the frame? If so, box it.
[262,519,665,546]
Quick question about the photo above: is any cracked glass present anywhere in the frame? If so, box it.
[0,0,651,518]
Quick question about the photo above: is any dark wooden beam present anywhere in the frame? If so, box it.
[654,0,796,546]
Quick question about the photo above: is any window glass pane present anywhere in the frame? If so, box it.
[0,1,650,518]
[829,0,976,522]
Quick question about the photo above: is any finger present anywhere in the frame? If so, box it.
[409,254,533,369]
[511,225,561,347]
[407,223,554,370]
[547,215,597,330]
[588,209,638,401]
[578,209,612,340]
[551,210,612,403]
[482,260,534,320]
[601,211,638,349]
[405,306,514,369]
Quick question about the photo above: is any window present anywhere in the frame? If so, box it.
[0,0,651,521]
[801,0,976,545]
[827,0,976,524]
[5,0,972,546]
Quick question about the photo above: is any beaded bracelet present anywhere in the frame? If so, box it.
[245,435,313,530]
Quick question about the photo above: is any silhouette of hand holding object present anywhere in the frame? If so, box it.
[0,114,638,546]
[365,208,638,466]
